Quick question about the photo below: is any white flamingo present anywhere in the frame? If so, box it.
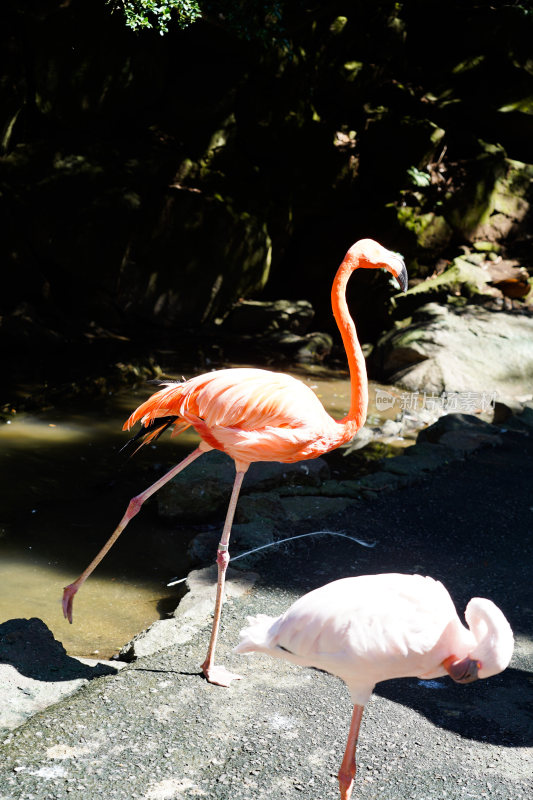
[235,573,514,800]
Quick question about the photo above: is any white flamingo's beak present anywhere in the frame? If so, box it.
[443,655,481,684]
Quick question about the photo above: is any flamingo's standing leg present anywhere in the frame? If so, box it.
[201,468,247,687]
[337,704,364,800]
[62,447,206,622]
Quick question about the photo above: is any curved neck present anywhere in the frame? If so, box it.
[465,598,514,676]
[331,250,368,434]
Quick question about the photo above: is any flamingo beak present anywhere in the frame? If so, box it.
[391,256,408,292]
[443,655,481,684]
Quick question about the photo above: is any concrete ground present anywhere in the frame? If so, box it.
[1,423,532,800]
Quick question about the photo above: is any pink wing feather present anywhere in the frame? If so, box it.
[124,368,343,465]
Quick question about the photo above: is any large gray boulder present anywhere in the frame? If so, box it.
[371,303,533,404]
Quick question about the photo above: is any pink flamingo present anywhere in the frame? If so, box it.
[235,573,514,800]
[62,239,407,687]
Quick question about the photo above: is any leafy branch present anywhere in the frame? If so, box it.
[114,0,290,44]
[118,1,202,35]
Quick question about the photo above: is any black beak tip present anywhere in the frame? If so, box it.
[397,263,408,293]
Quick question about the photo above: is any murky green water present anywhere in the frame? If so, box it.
[0,366,407,659]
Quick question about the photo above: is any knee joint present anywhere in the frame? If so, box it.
[128,495,143,518]
[217,544,230,569]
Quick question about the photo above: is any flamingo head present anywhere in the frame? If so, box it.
[465,597,514,680]
[442,653,481,684]
[349,238,408,292]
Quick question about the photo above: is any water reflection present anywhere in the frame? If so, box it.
[0,366,410,659]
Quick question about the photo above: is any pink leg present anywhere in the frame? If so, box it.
[338,704,364,800]
[62,447,205,623]
[201,468,247,687]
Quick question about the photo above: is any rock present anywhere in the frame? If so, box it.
[285,330,334,363]
[395,151,533,256]
[118,618,189,662]
[157,452,329,521]
[248,458,330,489]
[499,403,533,433]
[472,241,502,254]
[437,429,503,452]
[492,400,516,423]
[349,414,506,492]
[119,566,257,661]
[396,405,444,436]
[517,405,533,430]
[379,419,403,439]
[175,564,258,619]
[235,493,286,525]
[381,441,457,476]
[188,520,276,565]
[222,299,315,335]
[217,300,334,364]
[418,413,501,444]
[341,425,374,451]
[0,618,123,735]
[446,150,533,242]
[157,451,235,521]
[390,257,500,319]
[352,471,401,494]
[417,413,503,451]
[279,495,355,521]
[371,303,533,403]
[312,479,365,499]
[395,206,453,254]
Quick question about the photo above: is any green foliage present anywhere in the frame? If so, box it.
[116,0,291,46]
[120,0,202,35]
[407,166,431,187]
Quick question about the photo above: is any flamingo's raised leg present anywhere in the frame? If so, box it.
[201,468,247,687]
[338,704,364,800]
[62,447,205,623]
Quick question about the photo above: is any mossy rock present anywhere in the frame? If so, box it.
[447,152,533,241]
[390,256,496,318]
[396,149,533,255]
[396,207,453,253]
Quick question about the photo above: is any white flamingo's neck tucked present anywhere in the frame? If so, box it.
[465,598,514,678]
[331,248,369,437]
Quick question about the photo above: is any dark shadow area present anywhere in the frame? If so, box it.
[133,667,203,678]
[243,427,533,645]
[373,667,533,747]
[0,618,119,682]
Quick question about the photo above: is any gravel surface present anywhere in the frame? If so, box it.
[1,425,532,800]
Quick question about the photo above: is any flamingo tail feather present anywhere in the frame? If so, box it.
[119,415,179,455]
[234,614,278,654]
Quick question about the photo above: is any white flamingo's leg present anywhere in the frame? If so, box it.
[62,447,205,622]
[201,468,247,687]
[338,704,364,800]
